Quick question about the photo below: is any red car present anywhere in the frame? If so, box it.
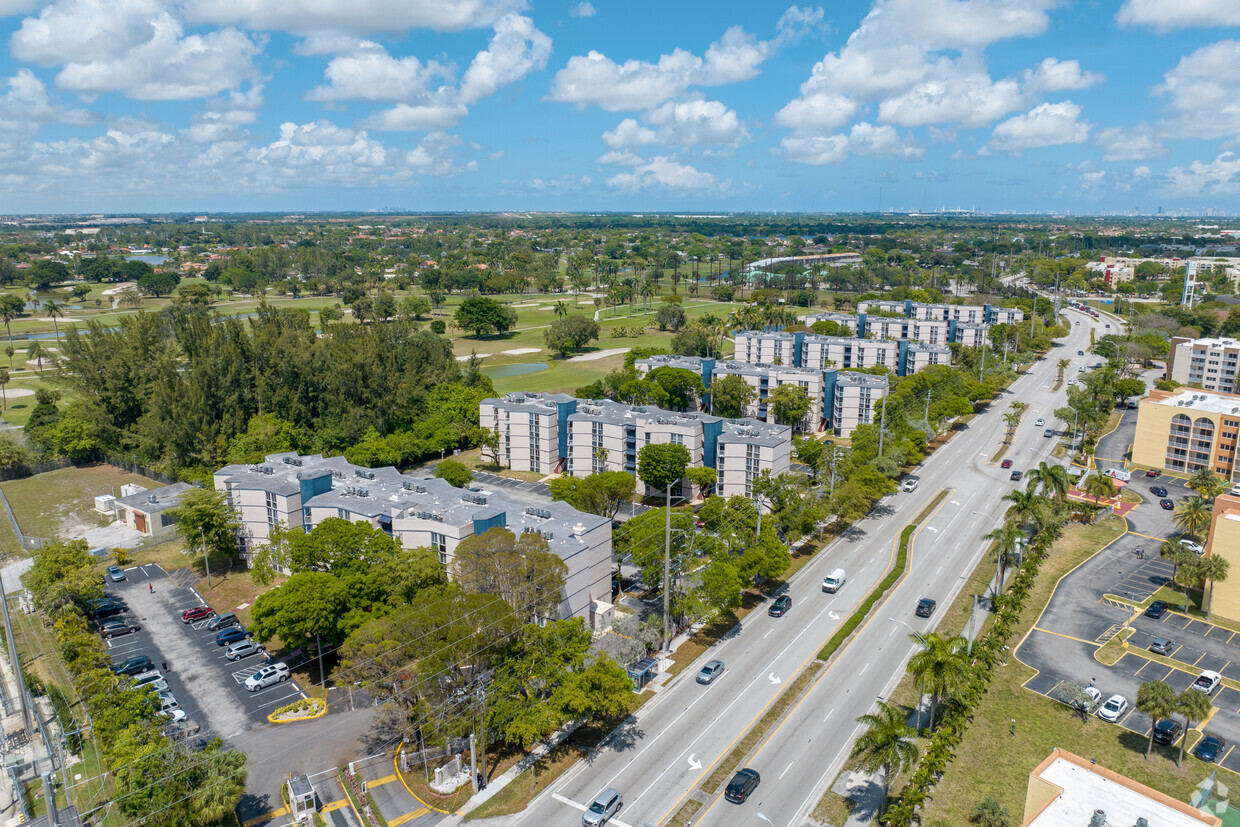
[1146,469,1162,478]
[180,606,215,623]
[1001,459,1014,469]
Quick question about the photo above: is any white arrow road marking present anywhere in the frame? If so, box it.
[950,500,960,505]
[828,611,840,620]
[688,755,702,770]
[769,673,782,685]
[927,526,939,533]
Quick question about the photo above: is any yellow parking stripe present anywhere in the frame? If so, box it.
[323,800,348,813]
[390,808,430,826]
[369,774,398,787]
[242,807,286,827]
[1032,627,1099,646]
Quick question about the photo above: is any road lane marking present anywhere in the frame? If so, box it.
[823,707,834,723]
[780,760,795,780]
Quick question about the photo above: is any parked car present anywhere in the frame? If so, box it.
[112,656,153,677]
[1179,539,1205,555]
[92,605,130,620]
[99,618,141,639]
[159,707,187,723]
[1149,637,1173,655]
[106,565,126,582]
[724,768,761,804]
[1153,718,1182,746]
[1192,670,1223,694]
[1078,349,1085,355]
[207,612,238,632]
[134,671,169,693]
[225,640,263,661]
[697,660,725,685]
[1044,428,1055,438]
[1145,600,1167,619]
[244,662,291,692]
[1001,459,1013,469]
[1146,469,1162,478]
[162,719,202,739]
[582,788,623,827]
[180,606,215,623]
[1010,470,1024,481]
[1160,499,1175,510]
[1149,486,1167,497]
[915,598,937,618]
[1097,694,1129,722]
[768,595,792,617]
[215,627,252,647]
[1196,734,1227,763]
[1072,686,1102,712]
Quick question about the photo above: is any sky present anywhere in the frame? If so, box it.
[1,0,1239,215]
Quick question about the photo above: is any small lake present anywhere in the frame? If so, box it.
[481,362,549,379]
[126,254,169,265]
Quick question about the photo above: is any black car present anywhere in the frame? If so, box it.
[99,618,141,639]
[1160,499,1175,510]
[1195,734,1226,763]
[92,605,130,620]
[768,595,792,617]
[1010,470,1023,481]
[1149,486,1167,497]
[112,656,153,677]
[1153,718,1182,746]
[916,598,937,618]
[724,768,761,804]
[1145,601,1167,619]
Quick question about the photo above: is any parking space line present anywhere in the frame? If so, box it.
[390,809,430,826]
[1194,653,1207,666]
[243,806,288,826]
[1221,745,1236,766]
[369,774,397,787]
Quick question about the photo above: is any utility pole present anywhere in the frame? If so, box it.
[469,732,478,794]
[200,526,211,589]
[0,569,32,735]
[662,481,672,653]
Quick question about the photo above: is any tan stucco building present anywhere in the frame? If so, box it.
[1204,494,1240,624]
[1132,387,1240,480]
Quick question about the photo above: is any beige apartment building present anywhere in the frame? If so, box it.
[716,419,793,500]
[711,360,827,432]
[479,391,577,474]
[832,372,888,437]
[732,330,800,365]
[1132,387,1240,479]
[1166,336,1240,394]
[802,334,897,371]
[1204,494,1240,626]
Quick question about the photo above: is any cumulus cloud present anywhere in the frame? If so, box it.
[360,103,469,132]
[1022,58,1104,93]
[569,1,595,17]
[458,13,551,104]
[982,101,1090,153]
[1154,40,1240,140]
[1117,0,1240,32]
[641,99,750,150]
[606,156,717,192]
[1095,123,1167,161]
[12,0,263,101]
[779,122,922,165]
[1159,152,1240,198]
[182,0,526,34]
[602,119,656,150]
[306,44,451,102]
[0,70,98,137]
[699,26,770,85]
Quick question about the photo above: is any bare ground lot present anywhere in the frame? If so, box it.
[1,463,166,542]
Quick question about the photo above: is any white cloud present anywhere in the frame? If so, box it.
[360,103,469,132]
[569,1,595,17]
[700,26,770,85]
[1095,123,1167,161]
[458,13,551,104]
[1160,152,1240,197]
[878,60,1022,127]
[774,91,858,132]
[780,121,922,165]
[602,118,656,149]
[1154,40,1240,140]
[306,44,450,102]
[1022,58,1104,93]
[0,70,98,137]
[184,85,263,143]
[292,33,368,56]
[774,5,824,44]
[606,156,717,192]
[642,99,750,150]
[1117,0,1240,32]
[12,0,263,101]
[182,0,526,34]
[982,101,1090,153]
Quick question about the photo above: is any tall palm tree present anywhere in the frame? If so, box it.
[1001,411,1020,442]
[1002,488,1050,532]
[984,522,1024,593]
[1186,555,1231,621]
[1160,540,1197,590]
[1082,473,1117,509]
[1027,461,1070,504]
[553,301,569,320]
[852,701,919,817]
[1056,358,1070,384]
[1188,467,1226,500]
[906,633,970,732]
[42,300,64,348]
[0,369,9,413]
[27,341,43,375]
[1172,496,1212,539]
[1136,680,1178,758]
[1175,688,1213,766]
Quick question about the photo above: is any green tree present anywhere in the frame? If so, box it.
[1188,468,1226,500]
[249,571,356,652]
[906,632,970,732]
[43,299,65,348]
[1026,461,1070,503]
[648,366,705,410]
[450,528,568,621]
[1136,680,1178,758]
[695,557,743,615]
[252,517,401,584]
[1186,555,1231,621]
[0,293,25,352]
[137,270,179,298]
[26,538,103,615]
[1055,358,1069,384]
[710,373,756,418]
[544,315,600,358]
[969,799,1013,827]
[1172,495,1212,539]
[655,303,686,331]
[1175,688,1214,766]
[1081,473,1117,509]
[455,296,517,337]
[435,459,473,488]
[638,442,690,494]
[27,340,44,374]
[852,700,919,818]
[548,471,635,519]
[768,383,812,428]
[166,487,241,565]
[983,522,1024,592]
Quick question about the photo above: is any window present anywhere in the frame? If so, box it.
[431,532,447,565]
[338,508,348,520]
[265,492,279,527]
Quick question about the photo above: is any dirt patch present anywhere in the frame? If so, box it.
[568,347,630,362]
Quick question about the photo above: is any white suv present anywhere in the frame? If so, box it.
[245,662,291,692]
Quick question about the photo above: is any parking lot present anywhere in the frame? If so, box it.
[102,563,307,741]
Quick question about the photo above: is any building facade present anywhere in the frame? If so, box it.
[732,330,802,366]
[479,392,577,474]
[213,453,612,624]
[831,372,888,437]
[114,482,192,540]
[802,334,897,371]
[711,360,827,432]
[1166,336,1240,394]
[1205,493,1240,626]
[1132,388,1240,479]
[716,419,793,500]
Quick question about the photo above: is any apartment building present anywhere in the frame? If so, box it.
[904,342,953,373]
[716,419,793,500]
[1132,388,1240,479]
[1204,494,1240,626]
[732,330,802,366]
[858,299,1023,326]
[802,334,897,371]
[479,391,577,474]
[1166,337,1240,394]
[802,312,860,334]
[863,315,915,342]
[831,372,888,437]
[214,453,612,624]
[711,360,827,432]
[953,321,990,348]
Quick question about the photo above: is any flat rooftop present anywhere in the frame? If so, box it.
[1148,388,1240,416]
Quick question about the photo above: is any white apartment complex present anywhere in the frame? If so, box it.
[716,419,794,500]
[1167,337,1240,394]
[732,330,801,365]
[802,334,897,371]
[479,391,577,474]
[213,453,613,624]
[711,360,827,432]
[832,373,888,437]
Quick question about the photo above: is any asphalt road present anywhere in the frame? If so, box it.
[512,309,1109,827]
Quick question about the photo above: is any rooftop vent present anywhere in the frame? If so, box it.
[148,495,158,504]
[462,493,487,505]
[262,466,274,475]
[331,471,346,480]
[282,457,303,466]
[525,506,552,520]
[356,488,368,497]
[1090,811,1107,827]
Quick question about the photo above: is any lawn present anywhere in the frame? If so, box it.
[0,463,166,542]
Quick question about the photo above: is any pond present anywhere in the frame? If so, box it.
[481,362,550,379]
[126,254,169,265]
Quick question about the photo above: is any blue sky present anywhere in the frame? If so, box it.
[1,0,1239,214]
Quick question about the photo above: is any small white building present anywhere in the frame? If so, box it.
[114,483,192,540]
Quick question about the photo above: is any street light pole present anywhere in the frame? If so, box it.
[663,481,672,653]
[199,526,212,589]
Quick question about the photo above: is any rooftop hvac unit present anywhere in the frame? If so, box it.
[1090,811,1107,827]
[355,469,375,480]
[282,457,303,466]
[332,471,346,479]
[262,466,274,475]
[147,495,158,504]
[402,481,415,490]
[463,494,487,505]
[356,488,368,497]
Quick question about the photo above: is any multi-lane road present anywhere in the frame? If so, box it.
[515,307,1111,827]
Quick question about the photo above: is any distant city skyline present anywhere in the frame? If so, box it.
[2,0,1239,214]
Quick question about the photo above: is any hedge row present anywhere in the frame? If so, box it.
[818,523,917,662]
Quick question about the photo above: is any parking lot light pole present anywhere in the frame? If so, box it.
[199,526,211,589]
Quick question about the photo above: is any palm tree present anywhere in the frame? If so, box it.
[1175,688,1213,766]
[0,369,9,413]
[1136,680,1178,758]
[1001,411,1020,442]
[1172,496,1212,539]
[984,522,1024,593]
[1187,555,1231,621]
[852,700,919,817]
[553,301,569,320]
[1056,358,1070,384]
[1082,473,1117,509]
[1160,540,1197,590]
[1027,461,1070,504]
[1188,467,1226,500]
[27,341,43,375]
[42,299,64,349]
[1002,488,1050,532]
[906,633,970,732]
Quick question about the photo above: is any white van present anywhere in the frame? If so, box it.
[1103,468,1132,482]
[822,568,846,593]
